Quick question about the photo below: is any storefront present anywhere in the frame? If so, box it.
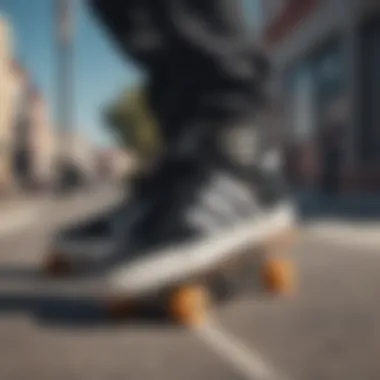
[263,0,380,192]
[285,38,346,189]
[359,18,380,165]
[311,39,346,130]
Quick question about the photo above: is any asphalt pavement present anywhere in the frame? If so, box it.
[0,187,379,380]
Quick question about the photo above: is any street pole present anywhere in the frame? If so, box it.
[55,0,75,190]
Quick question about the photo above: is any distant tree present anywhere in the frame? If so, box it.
[104,86,162,162]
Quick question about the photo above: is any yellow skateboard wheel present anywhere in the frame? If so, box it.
[168,285,210,326]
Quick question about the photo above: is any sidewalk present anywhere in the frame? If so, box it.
[0,184,122,238]
[305,220,380,249]
[296,189,380,249]
[0,195,48,238]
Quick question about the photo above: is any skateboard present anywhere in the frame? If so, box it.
[104,228,298,326]
[42,204,298,326]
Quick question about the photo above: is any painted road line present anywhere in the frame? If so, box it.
[193,318,284,380]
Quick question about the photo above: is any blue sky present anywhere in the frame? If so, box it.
[1,0,143,147]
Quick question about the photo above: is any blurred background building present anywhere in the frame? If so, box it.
[0,15,20,195]
[0,11,131,197]
[1,15,58,195]
[255,0,380,193]
[20,87,56,191]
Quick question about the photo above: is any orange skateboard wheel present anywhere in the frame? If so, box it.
[262,258,295,295]
[168,285,210,326]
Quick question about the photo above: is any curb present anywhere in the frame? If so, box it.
[305,221,380,249]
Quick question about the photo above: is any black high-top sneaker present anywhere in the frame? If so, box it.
[104,122,297,310]
[43,159,168,275]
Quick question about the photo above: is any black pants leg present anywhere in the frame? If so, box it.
[89,0,270,142]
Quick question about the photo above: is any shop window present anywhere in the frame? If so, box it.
[285,62,316,142]
[359,20,380,164]
[311,39,346,134]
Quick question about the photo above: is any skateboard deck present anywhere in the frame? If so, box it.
[104,228,298,326]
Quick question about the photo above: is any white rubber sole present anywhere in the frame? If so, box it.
[108,202,297,297]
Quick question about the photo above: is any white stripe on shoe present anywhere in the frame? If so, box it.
[213,173,256,211]
[109,202,296,296]
[186,172,260,232]
[199,191,239,221]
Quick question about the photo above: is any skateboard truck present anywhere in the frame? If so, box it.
[105,284,211,326]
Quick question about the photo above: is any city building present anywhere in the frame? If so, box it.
[256,0,380,192]
[0,15,24,195]
[27,88,56,189]
[9,64,57,192]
